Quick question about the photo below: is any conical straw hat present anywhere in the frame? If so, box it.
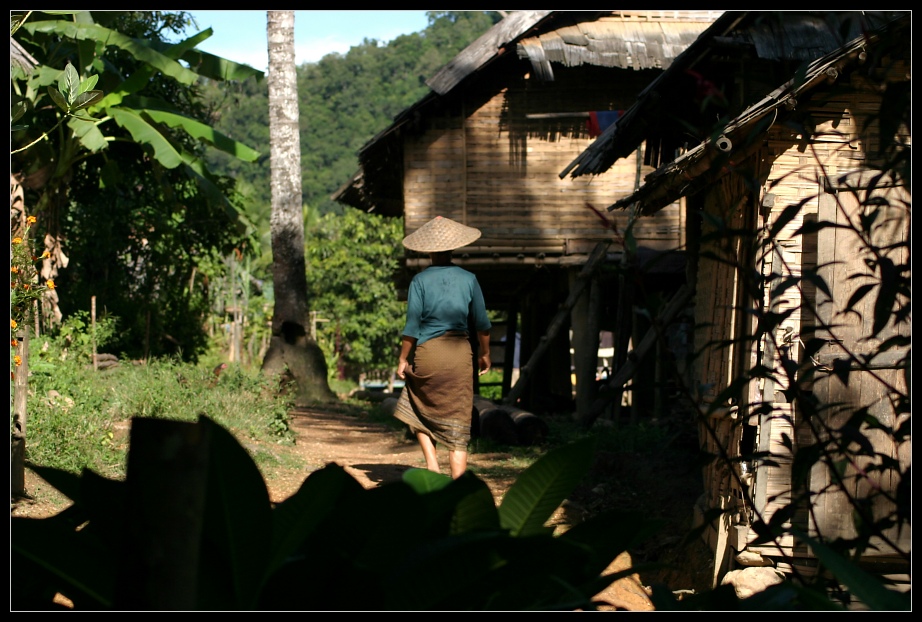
[402,216,481,252]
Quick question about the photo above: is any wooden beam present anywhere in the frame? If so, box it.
[526,112,591,119]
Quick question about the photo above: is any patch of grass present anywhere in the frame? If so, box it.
[245,442,305,472]
[18,341,295,480]
[477,369,504,401]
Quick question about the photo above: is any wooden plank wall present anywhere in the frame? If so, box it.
[806,88,911,556]
[403,65,685,254]
[746,83,911,560]
[404,113,468,231]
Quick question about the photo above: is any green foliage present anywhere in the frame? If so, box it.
[16,412,904,610]
[38,311,120,364]
[202,250,272,368]
[13,314,125,476]
[496,436,598,537]
[11,60,104,151]
[423,11,504,55]
[12,10,262,190]
[200,75,271,204]
[18,327,294,480]
[47,61,104,114]
[306,209,405,380]
[11,422,668,610]
[54,181,246,361]
[17,365,124,477]
[10,10,262,362]
[477,369,504,401]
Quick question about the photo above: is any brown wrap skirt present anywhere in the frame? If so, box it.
[394,331,474,451]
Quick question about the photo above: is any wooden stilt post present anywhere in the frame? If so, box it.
[579,284,693,429]
[504,241,610,407]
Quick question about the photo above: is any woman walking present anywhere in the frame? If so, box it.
[395,216,491,479]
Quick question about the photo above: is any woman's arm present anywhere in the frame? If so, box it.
[396,335,417,379]
[476,330,491,376]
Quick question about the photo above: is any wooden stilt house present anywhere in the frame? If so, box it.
[563,11,910,590]
[334,10,719,416]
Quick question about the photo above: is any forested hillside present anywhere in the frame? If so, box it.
[202,11,501,217]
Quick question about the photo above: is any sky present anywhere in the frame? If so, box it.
[183,10,432,72]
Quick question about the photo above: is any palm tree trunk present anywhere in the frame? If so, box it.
[263,10,335,404]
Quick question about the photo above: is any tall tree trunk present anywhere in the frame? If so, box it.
[263,10,335,405]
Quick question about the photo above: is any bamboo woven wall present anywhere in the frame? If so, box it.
[403,65,685,256]
[692,175,751,577]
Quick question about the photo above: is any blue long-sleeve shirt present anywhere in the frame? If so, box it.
[402,265,491,346]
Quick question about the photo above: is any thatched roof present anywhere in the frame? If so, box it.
[560,11,909,181]
[426,10,554,95]
[516,11,720,80]
[597,12,910,216]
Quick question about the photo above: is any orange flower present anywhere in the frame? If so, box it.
[27,216,36,224]
[12,237,22,244]
[14,355,22,366]
[10,267,19,274]
[46,280,55,289]
[11,339,18,347]
[40,251,50,259]
[22,284,30,291]
[10,319,17,329]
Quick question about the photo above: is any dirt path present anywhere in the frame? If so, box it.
[262,405,657,611]
[266,405,522,500]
